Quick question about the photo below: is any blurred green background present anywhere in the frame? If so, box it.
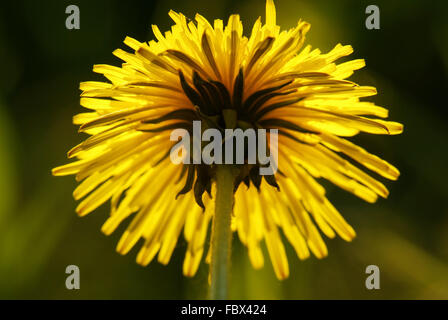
[0,0,447,299]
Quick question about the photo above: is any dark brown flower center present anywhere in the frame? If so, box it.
[141,69,307,208]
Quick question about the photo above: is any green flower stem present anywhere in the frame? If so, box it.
[209,165,235,300]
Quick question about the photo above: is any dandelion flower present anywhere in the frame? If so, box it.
[53,0,402,291]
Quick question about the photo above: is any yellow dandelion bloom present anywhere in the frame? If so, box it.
[53,0,402,281]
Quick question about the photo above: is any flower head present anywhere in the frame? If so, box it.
[53,0,402,280]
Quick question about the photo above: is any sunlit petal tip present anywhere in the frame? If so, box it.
[136,255,149,267]
[116,231,136,255]
[136,245,159,267]
[101,221,114,236]
[75,204,89,217]
[341,227,357,242]
[390,168,401,180]
[51,166,63,176]
[248,246,264,269]
[266,0,277,27]
[276,271,289,281]
[389,122,404,135]
[297,251,310,260]
[183,250,203,277]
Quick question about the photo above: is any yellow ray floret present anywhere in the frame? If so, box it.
[53,0,402,280]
